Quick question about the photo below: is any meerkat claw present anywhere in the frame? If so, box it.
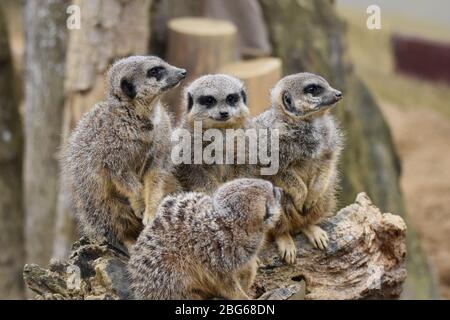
[302,225,329,250]
[276,234,297,265]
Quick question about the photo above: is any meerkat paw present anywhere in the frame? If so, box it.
[302,195,319,213]
[142,207,157,226]
[291,195,306,214]
[275,234,297,265]
[302,225,329,250]
[129,197,145,219]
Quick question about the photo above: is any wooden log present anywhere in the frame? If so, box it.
[220,58,282,115]
[166,17,238,123]
[23,193,407,300]
[167,17,238,78]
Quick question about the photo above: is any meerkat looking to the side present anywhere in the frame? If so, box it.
[128,178,282,300]
[254,72,343,264]
[174,74,251,194]
[62,55,186,249]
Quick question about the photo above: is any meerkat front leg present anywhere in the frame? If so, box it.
[272,168,307,213]
[111,172,145,218]
[303,162,334,212]
[142,168,165,226]
[301,224,329,250]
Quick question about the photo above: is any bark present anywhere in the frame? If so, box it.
[23,193,407,300]
[24,0,69,267]
[258,0,437,299]
[0,4,24,299]
[53,0,152,259]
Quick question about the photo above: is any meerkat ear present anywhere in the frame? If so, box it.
[120,78,137,99]
[241,90,247,105]
[187,93,194,112]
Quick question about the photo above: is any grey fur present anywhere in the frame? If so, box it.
[253,72,344,262]
[174,74,252,194]
[128,178,282,300]
[61,55,186,248]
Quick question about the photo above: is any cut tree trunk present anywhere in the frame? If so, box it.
[0,4,24,299]
[220,57,282,115]
[23,193,407,300]
[23,0,69,267]
[53,0,152,260]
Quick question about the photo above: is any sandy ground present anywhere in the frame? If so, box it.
[380,103,450,299]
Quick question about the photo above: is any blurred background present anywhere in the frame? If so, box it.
[0,0,448,299]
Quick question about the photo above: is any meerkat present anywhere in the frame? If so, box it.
[128,178,282,300]
[254,72,343,264]
[61,55,186,249]
[173,74,252,194]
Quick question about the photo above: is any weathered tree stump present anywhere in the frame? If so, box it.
[167,17,238,78]
[23,193,407,300]
[220,57,282,115]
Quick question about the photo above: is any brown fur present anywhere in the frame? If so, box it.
[253,73,343,263]
[128,178,282,299]
[61,56,186,248]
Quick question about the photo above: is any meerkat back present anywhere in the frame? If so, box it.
[128,178,282,300]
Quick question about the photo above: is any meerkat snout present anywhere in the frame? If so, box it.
[272,72,343,119]
[107,55,187,104]
[185,74,249,129]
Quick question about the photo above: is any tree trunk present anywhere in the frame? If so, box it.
[53,0,152,260]
[23,0,69,267]
[0,4,24,299]
[23,193,408,300]
[258,0,438,299]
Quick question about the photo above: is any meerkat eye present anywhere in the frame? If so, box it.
[147,66,165,80]
[198,95,217,108]
[304,84,323,96]
[226,93,240,106]
[282,91,293,109]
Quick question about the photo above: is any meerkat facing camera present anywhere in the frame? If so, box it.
[128,178,282,300]
[174,74,252,194]
[62,56,186,249]
[254,72,343,264]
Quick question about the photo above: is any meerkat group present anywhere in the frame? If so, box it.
[62,55,343,299]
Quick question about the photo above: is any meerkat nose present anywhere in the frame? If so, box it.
[179,69,187,78]
[335,91,343,99]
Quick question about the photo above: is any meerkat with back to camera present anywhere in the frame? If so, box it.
[173,74,252,194]
[254,72,343,264]
[128,178,282,300]
[62,56,186,250]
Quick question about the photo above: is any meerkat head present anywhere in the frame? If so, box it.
[213,178,282,233]
[185,74,249,130]
[271,72,342,120]
[107,55,187,106]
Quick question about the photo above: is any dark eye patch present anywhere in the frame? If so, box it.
[241,90,247,105]
[282,91,294,112]
[198,95,217,108]
[120,78,136,99]
[147,66,166,81]
[226,93,240,106]
[187,93,194,112]
[304,84,323,96]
